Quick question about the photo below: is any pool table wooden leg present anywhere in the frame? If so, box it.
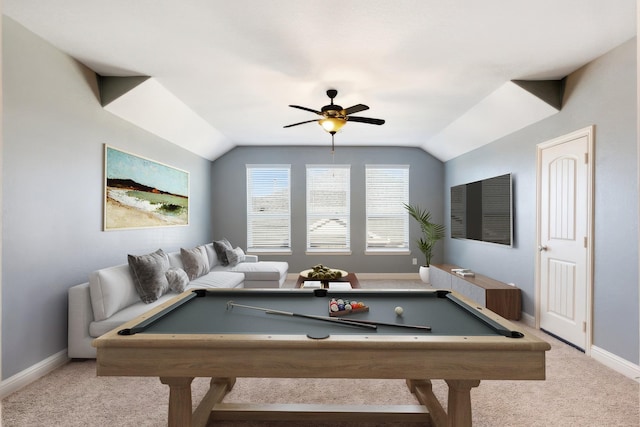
[195,377,236,426]
[445,379,481,427]
[407,378,480,427]
[407,379,446,426]
[160,377,194,427]
[160,377,237,427]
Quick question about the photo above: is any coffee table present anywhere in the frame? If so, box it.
[295,271,361,289]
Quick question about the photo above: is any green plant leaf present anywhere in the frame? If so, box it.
[404,203,445,266]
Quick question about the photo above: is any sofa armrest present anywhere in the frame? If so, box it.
[243,255,258,263]
[68,282,97,358]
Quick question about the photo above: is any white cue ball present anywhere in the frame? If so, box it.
[394,306,404,315]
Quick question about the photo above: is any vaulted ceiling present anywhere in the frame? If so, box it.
[3,1,636,161]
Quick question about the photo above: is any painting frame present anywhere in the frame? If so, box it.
[104,145,190,231]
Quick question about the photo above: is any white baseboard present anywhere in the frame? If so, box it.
[515,314,640,383]
[591,345,640,383]
[518,311,536,327]
[352,273,421,280]
[0,349,69,399]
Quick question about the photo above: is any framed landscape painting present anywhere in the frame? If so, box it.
[104,145,189,230]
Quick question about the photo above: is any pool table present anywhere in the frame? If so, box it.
[93,288,550,427]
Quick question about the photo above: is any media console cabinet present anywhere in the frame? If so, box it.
[430,264,521,320]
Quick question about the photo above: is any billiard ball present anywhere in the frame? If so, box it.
[394,306,404,315]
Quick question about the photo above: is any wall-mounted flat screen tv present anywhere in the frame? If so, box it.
[450,173,513,246]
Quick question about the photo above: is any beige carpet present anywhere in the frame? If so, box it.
[3,280,639,426]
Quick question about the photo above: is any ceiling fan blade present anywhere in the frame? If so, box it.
[347,116,385,125]
[283,119,319,128]
[343,104,369,115]
[289,105,322,115]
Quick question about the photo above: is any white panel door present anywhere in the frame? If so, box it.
[537,127,593,351]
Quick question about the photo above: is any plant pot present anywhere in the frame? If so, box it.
[419,265,430,284]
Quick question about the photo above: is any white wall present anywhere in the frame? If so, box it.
[1,17,214,379]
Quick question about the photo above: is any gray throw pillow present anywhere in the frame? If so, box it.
[180,246,210,280]
[213,238,233,266]
[225,247,246,266]
[128,249,170,303]
[165,267,189,293]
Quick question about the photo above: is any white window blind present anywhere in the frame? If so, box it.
[246,165,291,252]
[365,165,409,251]
[306,165,350,252]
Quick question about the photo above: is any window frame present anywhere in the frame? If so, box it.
[305,164,351,254]
[365,164,410,255]
[246,164,292,254]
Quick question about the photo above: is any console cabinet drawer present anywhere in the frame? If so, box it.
[429,265,452,290]
[451,276,486,307]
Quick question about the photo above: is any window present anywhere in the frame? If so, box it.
[246,165,291,253]
[306,165,350,252]
[365,165,409,252]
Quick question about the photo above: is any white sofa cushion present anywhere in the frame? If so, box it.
[214,261,288,281]
[89,264,141,322]
[244,254,258,263]
[167,251,184,269]
[89,292,178,337]
[189,271,244,288]
[204,243,219,267]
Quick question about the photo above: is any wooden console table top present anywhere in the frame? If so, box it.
[433,264,517,290]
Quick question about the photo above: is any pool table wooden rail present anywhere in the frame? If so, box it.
[96,340,547,380]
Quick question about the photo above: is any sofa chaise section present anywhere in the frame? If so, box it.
[68,244,288,358]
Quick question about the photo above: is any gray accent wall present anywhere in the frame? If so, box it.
[2,18,213,378]
[444,38,638,364]
[211,146,444,274]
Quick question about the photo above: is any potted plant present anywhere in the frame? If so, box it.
[404,203,446,283]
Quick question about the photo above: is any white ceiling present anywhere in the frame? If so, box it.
[3,1,636,161]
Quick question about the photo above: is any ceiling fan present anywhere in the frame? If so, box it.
[284,89,385,151]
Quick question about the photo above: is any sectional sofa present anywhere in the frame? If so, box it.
[68,242,288,358]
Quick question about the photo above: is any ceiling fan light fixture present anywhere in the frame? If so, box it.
[319,117,346,133]
[285,90,383,153]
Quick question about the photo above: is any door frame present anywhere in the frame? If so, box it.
[535,125,595,354]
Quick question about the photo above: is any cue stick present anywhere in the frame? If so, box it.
[226,301,377,330]
[335,317,431,331]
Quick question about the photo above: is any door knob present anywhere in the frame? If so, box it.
[538,245,548,252]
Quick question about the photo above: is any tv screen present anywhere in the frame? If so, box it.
[450,173,513,246]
